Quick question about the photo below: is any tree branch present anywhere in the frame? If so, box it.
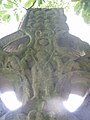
[8,0,27,10]
[27,0,37,11]
[8,0,37,11]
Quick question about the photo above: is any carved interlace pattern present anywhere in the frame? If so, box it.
[0,8,90,120]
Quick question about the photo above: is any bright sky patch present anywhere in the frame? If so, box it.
[0,91,22,111]
[63,94,85,112]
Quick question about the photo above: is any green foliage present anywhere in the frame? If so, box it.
[0,0,70,22]
[24,0,32,8]
[0,10,11,22]
[3,1,13,9]
[19,0,22,2]
[24,0,44,8]
[0,0,90,23]
[82,8,90,23]
[2,14,11,22]
[0,0,2,5]
[74,1,81,14]
[0,0,25,22]
[38,0,43,6]
[14,12,19,21]
[0,10,7,16]
[73,0,90,23]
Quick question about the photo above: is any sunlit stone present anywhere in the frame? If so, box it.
[44,97,65,116]
[0,91,22,111]
[63,94,85,112]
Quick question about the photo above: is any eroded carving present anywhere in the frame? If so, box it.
[0,8,90,120]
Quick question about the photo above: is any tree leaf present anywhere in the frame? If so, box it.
[3,1,13,9]
[38,0,42,6]
[82,9,90,23]
[0,10,7,16]
[74,1,81,14]
[14,12,19,21]
[16,13,19,21]
[0,0,2,5]
[8,1,13,7]
[24,0,32,8]
[2,14,11,22]
[19,0,22,2]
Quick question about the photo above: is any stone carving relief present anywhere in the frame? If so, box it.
[0,8,90,120]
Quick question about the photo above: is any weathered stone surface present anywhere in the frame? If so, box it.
[0,8,90,120]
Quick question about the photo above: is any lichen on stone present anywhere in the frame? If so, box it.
[0,8,90,120]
